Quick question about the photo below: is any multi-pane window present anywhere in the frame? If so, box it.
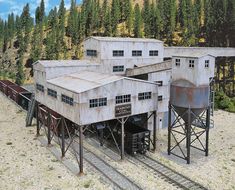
[156,81,163,86]
[132,50,142,56]
[113,65,124,72]
[205,60,209,68]
[149,50,159,56]
[89,98,107,108]
[61,94,74,106]
[113,50,124,57]
[36,83,44,92]
[116,94,131,104]
[138,92,152,100]
[47,88,57,98]
[175,59,181,66]
[158,96,163,101]
[86,49,97,57]
[189,60,195,68]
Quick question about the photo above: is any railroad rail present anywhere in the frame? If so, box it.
[72,139,142,190]
[85,136,208,190]
[51,136,142,190]
[134,155,207,190]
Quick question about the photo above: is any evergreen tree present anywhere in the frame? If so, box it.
[134,4,143,38]
[57,0,66,58]
[15,57,25,85]
[67,0,79,44]
[104,6,112,36]
[126,0,133,35]
[142,0,151,37]
[111,0,120,36]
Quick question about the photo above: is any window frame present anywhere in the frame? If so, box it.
[36,83,44,92]
[158,95,163,101]
[149,50,159,56]
[116,94,131,104]
[61,94,74,106]
[132,50,142,57]
[47,88,57,98]
[113,65,124,72]
[138,92,152,100]
[189,59,195,68]
[89,97,107,108]
[86,49,97,57]
[175,59,181,66]
[205,60,210,68]
[113,50,124,57]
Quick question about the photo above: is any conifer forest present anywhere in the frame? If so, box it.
[0,0,234,101]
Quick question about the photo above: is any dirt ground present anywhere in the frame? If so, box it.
[0,92,234,190]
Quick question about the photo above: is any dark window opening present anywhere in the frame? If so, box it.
[90,98,107,108]
[149,50,158,56]
[47,88,57,98]
[86,49,97,57]
[36,83,44,92]
[138,92,152,100]
[205,60,209,68]
[113,65,124,72]
[158,95,163,101]
[116,94,131,104]
[189,60,195,68]
[132,50,142,56]
[113,50,124,57]
[175,59,180,66]
[61,94,74,106]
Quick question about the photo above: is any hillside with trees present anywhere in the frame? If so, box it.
[0,0,234,86]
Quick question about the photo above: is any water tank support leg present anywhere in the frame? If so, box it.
[168,102,172,155]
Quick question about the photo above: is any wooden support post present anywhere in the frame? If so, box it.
[153,111,157,152]
[36,103,40,137]
[47,111,51,146]
[168,102,171,155]
[61,117,65,158]
[79,126,84,175]
[121,118,125,160]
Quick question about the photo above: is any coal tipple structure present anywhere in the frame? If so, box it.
[33,37,235,174]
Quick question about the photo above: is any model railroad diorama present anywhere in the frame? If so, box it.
[1,37,235,190]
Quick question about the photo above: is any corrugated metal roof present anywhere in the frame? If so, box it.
[47,71,124,93]
[172,53,215,58]
[48,71,156,93]
[36,60,99,68]
[87,36,163,43]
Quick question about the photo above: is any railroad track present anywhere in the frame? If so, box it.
[85,136,208,190]
[72,139,142,190]
[50,136,142,190]
[134,155,207,190]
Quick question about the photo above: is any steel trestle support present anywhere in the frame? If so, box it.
[168,102,210,164]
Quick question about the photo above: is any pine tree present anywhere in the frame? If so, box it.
[57,0,66,58]
[143,0,151,37]
[15,57,25,85]
[67,0,79,44]
[111,0,120,36]
[104,6,112,36]
[126,0,133,36]
[134,4,143,38]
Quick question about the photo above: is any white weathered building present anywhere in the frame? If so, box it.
[171,54,215,86]
[83,37,164,75]
[34,68,158,125]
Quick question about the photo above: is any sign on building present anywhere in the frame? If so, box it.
[115,104,132,118]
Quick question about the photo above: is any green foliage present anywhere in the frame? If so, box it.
[15,57,25,85]
[134,4,143,38]
[214,90,235,113]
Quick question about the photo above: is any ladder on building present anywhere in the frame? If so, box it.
[26,94,36,127]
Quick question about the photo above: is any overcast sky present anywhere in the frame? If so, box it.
[0,0,81,20]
